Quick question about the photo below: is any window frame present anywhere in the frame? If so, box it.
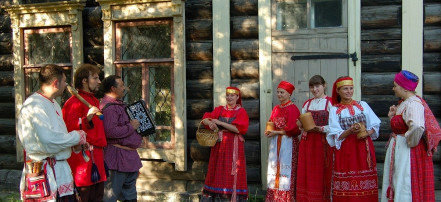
[97,0,187,171]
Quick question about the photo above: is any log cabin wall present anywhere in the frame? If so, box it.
[360,0,441,189]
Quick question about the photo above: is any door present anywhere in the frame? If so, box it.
[271,0,350,109]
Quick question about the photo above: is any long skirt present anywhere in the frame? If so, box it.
[296,132,332,201]
[332,134,378,202]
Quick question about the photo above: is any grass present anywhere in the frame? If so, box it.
[0,192,20,202]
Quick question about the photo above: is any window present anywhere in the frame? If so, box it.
[23,27,73,104]
[276,0,342,30]
[98,0,187,171]
[115,20,175,149]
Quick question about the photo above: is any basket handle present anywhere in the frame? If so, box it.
[198,118,219,133]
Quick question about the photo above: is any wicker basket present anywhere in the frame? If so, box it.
[196,119,219,147]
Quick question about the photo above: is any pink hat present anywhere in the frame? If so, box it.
[394,70,419,91]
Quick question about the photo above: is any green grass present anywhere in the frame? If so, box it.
[0,192,20,202]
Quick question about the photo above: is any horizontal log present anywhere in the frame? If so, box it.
[186,79,212,99]
[0,86,13,102]
[361,54,401,72]
[361,28,401,41]
[0,54,13,71]
[0,41,12,55]
[83,46,104,66]
[185,0,212,20]
[231,39,259,60]
[0,16,11,34]
[423,94,441,117]
[361,73,394,95]
[0,135,16,154]
[0,71,13,86]
[423,52,441,72]
[0,33,11,42]
[424,27,441,52]
[232,79,259,99]
[361,0,401,6]
[242,99,259,120]
[0,103,14,119]
[424,72,441,93]
[363,95,399,117]
[186,61,213,80]
[186,42,213,61]
[231,16,258,39]
[84,27,104,47]
[187,99,212,120]
[186,19,212,41]
[189,139,261,164]
[83,6,103,29]
[361,40,401,55]
[231,0,258,16]
[231,60,259,79]
[377,117,392,141]
[425,4,441,25]
[361,5,400,29]
[0,154,22,170]
[0,118,14,136]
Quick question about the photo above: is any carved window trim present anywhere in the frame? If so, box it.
[96,0,187,171]
[4,0,86,162]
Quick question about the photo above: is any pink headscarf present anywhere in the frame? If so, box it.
[394,70,419,91]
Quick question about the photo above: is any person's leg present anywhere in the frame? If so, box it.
[89,181,105,202]
[78,186,92,202]
[104,170,126,202]
[120,172,139,201]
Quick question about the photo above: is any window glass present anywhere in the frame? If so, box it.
[276,0,307,30]
[24,27,71,65]
[121,65,143,104]
[120,23,172,60]
[312,0,342,28]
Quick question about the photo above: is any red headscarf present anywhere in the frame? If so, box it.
[277,81,295,95]
[332,77,353,105]
[226,86,242,106]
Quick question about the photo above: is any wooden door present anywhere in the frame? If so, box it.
[271,0,350,109]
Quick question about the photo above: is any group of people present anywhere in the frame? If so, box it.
[200,70,441,202]
[17,64,142,202]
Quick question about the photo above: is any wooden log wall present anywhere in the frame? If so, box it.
[361,0,441,188]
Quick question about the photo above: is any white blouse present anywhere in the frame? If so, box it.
[327,101,381,150]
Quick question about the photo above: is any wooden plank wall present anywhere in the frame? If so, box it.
[361,0,441,189]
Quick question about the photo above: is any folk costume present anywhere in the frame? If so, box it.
[100,95,142,202]
[266,81,301,202]
[17,92,87,201]
[296,96,333,202]
[381,71,441,202]
[201,87,250,202]
[62,89,107,200]
[327,77,381,202]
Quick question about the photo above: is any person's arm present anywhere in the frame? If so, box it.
[284,105,301,137]
[403,100,425,147]
[102,105,136,140]
[361,101,381,140]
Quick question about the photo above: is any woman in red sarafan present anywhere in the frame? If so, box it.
[327,76,381,202]
[296,75,333,202]
[381,70,441,202]
[200,86,250,202]
[265,81,301,202]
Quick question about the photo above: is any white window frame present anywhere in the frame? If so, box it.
[96,0,187,171]
[4,0,86,162]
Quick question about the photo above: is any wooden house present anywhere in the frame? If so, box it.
[0,0,440,201]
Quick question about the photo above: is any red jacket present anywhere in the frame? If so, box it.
[62,90,107,187]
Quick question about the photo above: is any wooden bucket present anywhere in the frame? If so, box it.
[265,122,275,131]
[355,122,368,139]
[299,112,316,131]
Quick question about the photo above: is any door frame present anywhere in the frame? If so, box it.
[258,0,361,189]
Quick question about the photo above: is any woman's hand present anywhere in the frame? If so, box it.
[310,126,324,133]
[296,119,302,129]
[388,105,397,119]
[265,130,277,137]
[207,119,219,131]
[350,124,361,134]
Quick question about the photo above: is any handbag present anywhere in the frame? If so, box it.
[22,156,52,201]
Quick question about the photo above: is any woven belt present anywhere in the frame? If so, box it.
[111,144,136,151]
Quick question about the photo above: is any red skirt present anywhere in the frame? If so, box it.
[202,131,248,198]
[296,132,332,201]
[333,134,378,202]
[410,140,435,201]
